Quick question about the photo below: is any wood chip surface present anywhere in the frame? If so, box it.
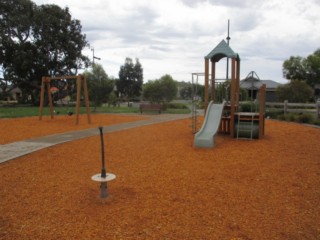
[0,116,319,239]
[0,114,146,144]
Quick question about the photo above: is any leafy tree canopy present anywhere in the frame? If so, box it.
[179,83,193,100]
[84,64,114,107]
[143,74,177,103]
[283,48,320,87]
[276,80,314,103]
[0,0,89,103]
[143,79,163,103]
[178,81,205,101]
[159,74,178,102]
[116,57,143,101]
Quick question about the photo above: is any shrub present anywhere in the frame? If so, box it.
[282,113,297,122]
[0,91,12,101]
[277,114,286,121]
[266,109,283,119]
[167,103,189,109]
[312,118,320,126]
[195,101,205,109]
[240,101,259,112]
[296,113,314,124]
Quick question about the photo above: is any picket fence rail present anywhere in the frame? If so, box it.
[265,100,320,118]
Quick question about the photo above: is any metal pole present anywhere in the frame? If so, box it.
[91,47,101,67]
[98,126,106,178]
[98,126,108,198]
[92,47,95,66]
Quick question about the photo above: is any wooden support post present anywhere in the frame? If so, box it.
[204,58,209,114]
[211,62,216,102]
[284,100,288,114]
[82,75,91,124]
[39,77,54,120]
[46,77,54,119]
[39,77,45,120]
[317,100,320,119]
[76,75,82,125]
[259,84,266,138]
[236,59,240,106]
[230,58,236,137]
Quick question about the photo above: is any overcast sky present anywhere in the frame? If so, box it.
[33,0,320,84]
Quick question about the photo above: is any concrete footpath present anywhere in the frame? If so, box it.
[0,114,190,164]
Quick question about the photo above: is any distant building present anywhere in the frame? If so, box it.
[10,87,22,100]
[0,87,22,101]
[240,71,282,102]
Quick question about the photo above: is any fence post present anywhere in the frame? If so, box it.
[284,100,288,114]
[317,99,320,119]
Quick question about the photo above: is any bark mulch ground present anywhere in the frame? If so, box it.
[0,114,147,144]
[0,116,319,239]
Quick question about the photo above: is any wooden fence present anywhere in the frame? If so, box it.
[266,100,320,118]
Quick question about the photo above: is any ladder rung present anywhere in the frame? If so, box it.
[237,113,254,140]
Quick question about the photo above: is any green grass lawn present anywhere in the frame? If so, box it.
[0,105,190,118]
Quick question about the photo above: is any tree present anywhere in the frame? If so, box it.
[159,74,177,102]
[305,49,320,87]
[276,80,313,103]
[143,80,163,103]
[142,74,177,103]
[0,0,36,97]
[283,56,307,81]
[178,82,192,100]
[116,57,143,103]
[0,0,90,104]
[283,48,320,87]
[84,64,114,108]
[179,82,205,101]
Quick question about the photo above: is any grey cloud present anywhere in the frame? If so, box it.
[32,0,320,83]
[149,45,170,52]
[232,14,262,32]
[208,0,257,8]
[180,0,205,7]
[83,6,159,46]
[181,0,259,8]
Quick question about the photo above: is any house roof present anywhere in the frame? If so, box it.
[0,87,22,93]
[240,71,282,90]
[10,87,22,93]
[205,39,240,62]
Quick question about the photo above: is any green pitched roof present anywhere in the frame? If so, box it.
[205,39,239,61]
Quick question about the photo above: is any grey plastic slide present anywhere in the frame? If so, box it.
[194,101,225,148]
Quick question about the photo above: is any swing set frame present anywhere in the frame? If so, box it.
[38,74,91,125]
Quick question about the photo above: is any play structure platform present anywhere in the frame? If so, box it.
[193,39,266,148]
[193,101,265,148]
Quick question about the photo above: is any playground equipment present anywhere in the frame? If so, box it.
[38,74,91,125]
[193,40,266,148]
[50,79,74,115]
[191,73,229,133]
[194,101,225,148]
[91,126,116,198]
